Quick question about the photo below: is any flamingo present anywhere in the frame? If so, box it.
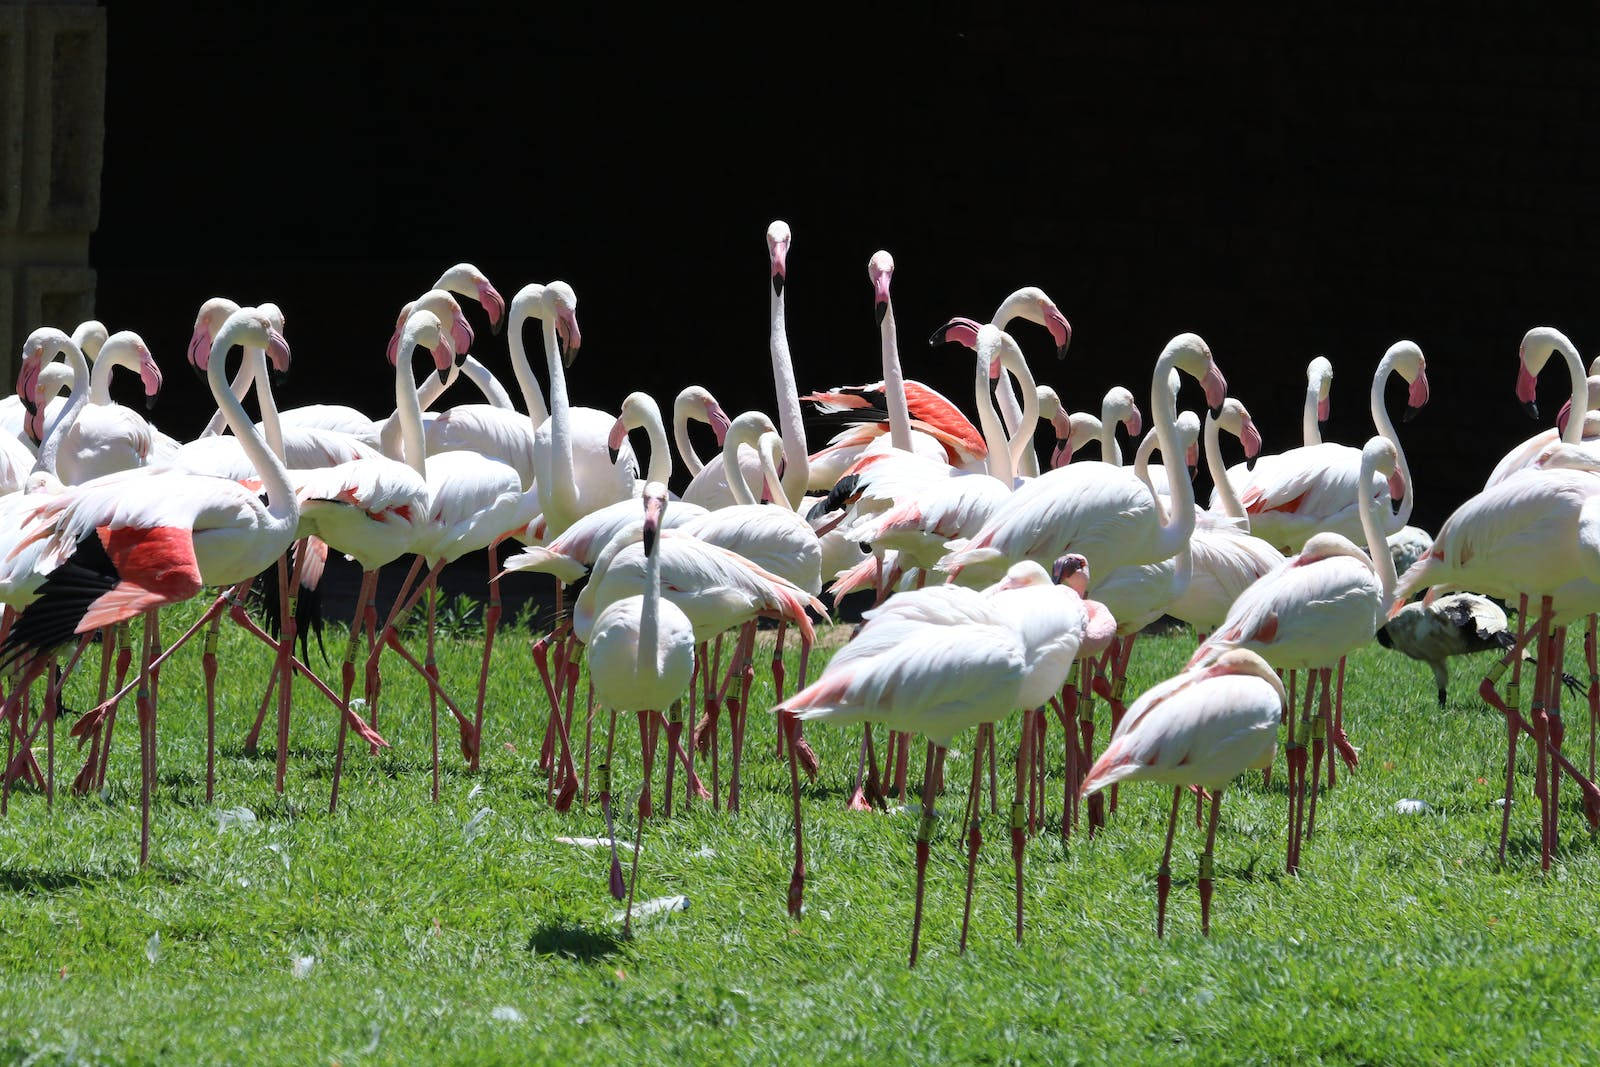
[774,556,1084,964]
[1081,649,1285,937]
[939,333,1227,588]
[49,330,163,485]
[0,308,363,864]
[1193,437,1404,872]
[672,386,731,478]
[585,483,696,936]
[1,321,109,455]
[1302,356,1334,446]
[983,287,1073,477]
[1484,326,1592,488]
[1049,386,1143,470]
[1391,440,1600,868]
[1223,341,1428,553]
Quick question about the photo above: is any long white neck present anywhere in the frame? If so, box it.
[1003,353,1040,481]
[507,314,551,426]
[1099,405,1123,465]
[34,339,93,478]
[1302,381,1322,446]
[757,440,793,512]
[1132,427,1172,525]
[393,341,431,480]
[770,285,808,507]
[88,349,128,405]
[201,358,257,437]
[1357,459,1398,604]
[212,337,296,525]
[635,399,672,486]
[1204,411,1248,523]
[976,356,1014,485]
[723,430,762,506]
[1149,351,1198,555]
[675,407,706,476]
[1556,340,1587,445]
[988,297,1027,449]
[1368,354,1415,532]
[415,355,515,412]
[544,315,580,524]
[639,531,662,673]
[35,362,76,411]
[881,301,912,452]
[249,347,287,461]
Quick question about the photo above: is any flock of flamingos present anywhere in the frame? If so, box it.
[2,221,1599,966]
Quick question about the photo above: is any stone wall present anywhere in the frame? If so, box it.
[0,1,105,380]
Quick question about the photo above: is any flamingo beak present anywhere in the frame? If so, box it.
[451,315,475,357]
[1516,362,1538,420]
[1125,405,1143,439]
[25,408,46,446]
[1201,362,1228,415]
[140,347,163,410]
[1045,306,1072,359]
[989,354,1003,381]
[1388,468,1406,501]
[1558,397,1573,436]
[1405,369,1430,422]
[770,239,789,297]
[642,496,664,555]
[608,417,627,465]
[1050,441,1071,469]
[1051,553,1086,585]
[707,402,731,445]
[187,323,212,372]
[431,333,456,384]
[557,308,582,367]
[479,281,506,335]
[929,317,983,351]
[1317,395,1331,422]
[1185,442,1199,470]
[872,269,892,326]
[1240,414,1263,458]
[266,329,292,374]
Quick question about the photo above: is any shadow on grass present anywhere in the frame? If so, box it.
[0,860,186,892]
[527,920,624,962]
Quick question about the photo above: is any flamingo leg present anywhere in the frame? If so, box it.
[1011,713,1033,943]
[908,741,946,969]
[94,622,134,792]
[1306,667,1332,840]
[596,754,626,902]
[470,540,503,774]
[958,723,988,955]
[427,580,440,803]
[274,551,304,794]
[137,610,158,866]
[580,680,596,807]
[1157,785,1181,938]
[727,623,756,813]
[75,624,118,797]
[1329,656,1349,783]
[330,569,379,815]
[1587,614,1599,781]
[783,710,806,918]
[1080,660,1102,833]
[532,635,580,813]
[1285,663,1314,874]
[622,709,662,939]
[771,620,788,714]
[1059,683,1079,840]
[1497,595,1532,865]
[1200,789,1222,936]
[1531,598,1553,871]
[201,608,223,805]
[1549,625,1569,865]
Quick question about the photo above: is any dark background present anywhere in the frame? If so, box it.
[86,3,1600,613]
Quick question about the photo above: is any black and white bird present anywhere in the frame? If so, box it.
[1377,592,1584,707]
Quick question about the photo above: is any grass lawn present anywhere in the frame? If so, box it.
[3,595,1600,1064]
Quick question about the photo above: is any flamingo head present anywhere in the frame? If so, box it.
[767,220,791,297]
[1308,355,1334,422]
[1104,386,1142,439]
[869,250,894,325]
[1384,341,1429,423]
[395,309,453,384]
[1166,333,1225,415]
[928,316,985,353]
[188,297,242,377]
[1217,397,1263,459]
[101,331,163,410]
[73,320,109,362]
[202,309,290,382]
[610,391,656,464]
[411,290,473,362]
[17,328,73,444]
[1042,300,1072,358]
[258,304,291,376]
[1362,435,1403,501]
[1050,553,1090,595]
[641,481,669,555]
[1516,327,1575,421]
[545,281,581,366]
[994,561,1051,592]
[706,398,731,444]
[435,262,506,334]
[996,286,1072,358]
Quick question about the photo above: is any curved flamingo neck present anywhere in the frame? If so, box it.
[87,348,130,405]
[1357,454,1398,603]
[722,423,764,506]
[975,351,1014,485]
[35,337,92,479]
[247,347,287,462]
[770,286,808,507]
[416,356,515,412]
[1555,338,1587,445]
[674,405,706,477]
[1099,402,1124,466]
[201,357,257,437]
[1150,348,1198,554]
[757,437,793,511]
[507,310,551,427]
[1204,411,1249,523]
[633,397,672,486]
[1302,379,1323,447]
[880,299,912,452]
[1001,346,1039,481]
[393,331,431,480]
[1368,353,1414,531]
[210,328,295,525]
[1132,426,1171,526]
[988,291,1032,446]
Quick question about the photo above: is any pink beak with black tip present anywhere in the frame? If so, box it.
[1201,362,1228,415]
[929,316,984,351]
[1516,360,1539,419]
[1044,304,1072,359]
[707,401,731,445]
[1404,368,1430,422]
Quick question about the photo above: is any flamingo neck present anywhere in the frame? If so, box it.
[769,288,808,507]
[248,347,288,462]
[1003,350,1040,481]
[415,355,516,413]
[393,342,431,480]
[1132,427,1171,525]
[1368,354,1414,532]
[1099,405,1124,466]
[640,534,662,673]
[87,348,126,405]
[544,316,579,524]
[975,353,1014,485]
[212,339,296,525]
[674,407,705,477]
[201,356,256,437]
[722,429,761,506]
[988,295,1028,448]
[637,399,673,486]
[507,313,551,426]
[881,301,912,452]
[1357,457,1398,604]
[1150,351,1197,553]
[1557,338,1587,445]
[34,338,92,479]
[757,442,792,512]
[1302,380,1323,447]
[1204,411,1249,524]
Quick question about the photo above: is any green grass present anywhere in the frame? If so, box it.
[3,597,1600,1064]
